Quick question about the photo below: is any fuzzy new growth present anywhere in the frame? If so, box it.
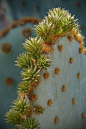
[6,37,48,128]
[5,108,24,126]
[35,7,79,44]
[22,118,40,129]
[23,37,43,59]
[37,54,51,69]
[12,98,32,115]
[18,81,31,94]
[15,52,34,69]
[21,66,40,85]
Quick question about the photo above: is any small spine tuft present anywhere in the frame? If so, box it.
[77,73,81,79]
[62,85,67,92]
[82,113,85,119]
[58,45,63,51]
[44,72,50,79]
[72,98,77,104]
[54,117,60,123]
[55,68,60,75]
[70,57,74,64]
[48,99,53,106]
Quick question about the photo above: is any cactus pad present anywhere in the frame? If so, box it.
[5,8,86,129]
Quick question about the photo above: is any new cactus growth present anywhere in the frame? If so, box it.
[5,8,86,129]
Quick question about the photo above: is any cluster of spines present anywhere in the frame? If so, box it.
[35,7,79,44]
[9,118,40,129]
[5,37,51,128]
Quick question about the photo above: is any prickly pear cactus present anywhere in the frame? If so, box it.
[5,8,86,129]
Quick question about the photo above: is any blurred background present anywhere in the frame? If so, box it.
[0,0,86,128]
